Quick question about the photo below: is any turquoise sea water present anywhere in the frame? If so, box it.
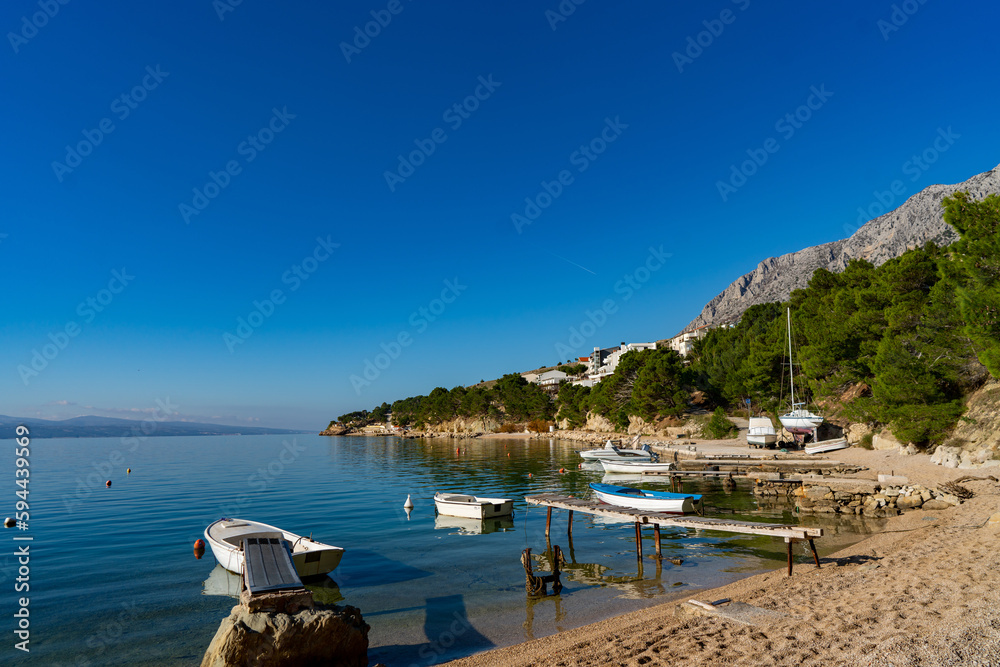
[0,434,882,666]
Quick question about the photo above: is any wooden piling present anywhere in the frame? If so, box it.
[634,521,643,560]
[786,539,793,576]
[567,510,573,538]
[654,524,662,557]
[545,506,552,538]
[808,539,821,568]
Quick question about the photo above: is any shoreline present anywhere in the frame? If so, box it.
[442,448,1000,667]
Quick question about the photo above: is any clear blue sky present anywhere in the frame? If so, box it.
[2,0,998,429]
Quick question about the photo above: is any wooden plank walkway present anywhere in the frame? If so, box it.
[526,493,822,575]
[243,537,304,594]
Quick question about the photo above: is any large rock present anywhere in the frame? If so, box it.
[201,604,369,667]
[930,445,962,468]
[921,499,952,511]
[896,495,924,510]
[872,431,904,451]
[846,423,873,444]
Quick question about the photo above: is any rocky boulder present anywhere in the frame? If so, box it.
[930,445,962,469]
[201,604,369,667]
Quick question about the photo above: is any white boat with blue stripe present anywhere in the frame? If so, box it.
[589,482,702,515]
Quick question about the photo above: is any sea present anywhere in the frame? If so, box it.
[0,434,883,666]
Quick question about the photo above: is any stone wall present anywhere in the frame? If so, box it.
[753,476,963,518]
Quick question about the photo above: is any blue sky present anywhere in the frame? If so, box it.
[2,0,998,429]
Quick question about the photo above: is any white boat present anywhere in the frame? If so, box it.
[747,416,777,447]
[599,459,675,474]
[589,482,701,515]
[434,492,514,519]
[579,441,655,461]
[804,438,848,455]
[778,308,824,434]
[204,518,344,578]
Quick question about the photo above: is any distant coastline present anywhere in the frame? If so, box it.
[0,414,309,439]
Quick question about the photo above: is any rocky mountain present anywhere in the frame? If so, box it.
[684,163,1000,332]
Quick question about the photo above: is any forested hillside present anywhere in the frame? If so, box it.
[335,193,999,447]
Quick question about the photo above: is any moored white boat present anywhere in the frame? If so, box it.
[747,416,778,447]
[579,442,655,461]
[589,482,701,514]
[434,492,514,519]
[204,518,344,578]
[599,459,675,474]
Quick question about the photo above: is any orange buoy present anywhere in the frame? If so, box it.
[559,468,565,473]
[528,473,532,478]
[194,539,206,560]
[507,452,511,457]
[126,468,131,474]
[106,480,112,487]
[194,539,205,549]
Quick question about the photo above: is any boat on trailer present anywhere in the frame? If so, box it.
[204,518,344,578]
[589,482,701,514]
[434,492,514,519]
[779,308,824,436]
[599,459,675,474]
[747,416,778,448]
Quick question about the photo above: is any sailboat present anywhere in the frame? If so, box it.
[778,308,824,434]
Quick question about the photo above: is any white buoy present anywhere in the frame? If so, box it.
[403,494,414,509]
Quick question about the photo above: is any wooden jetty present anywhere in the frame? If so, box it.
[526,493,822,576]
[240,537,313,613]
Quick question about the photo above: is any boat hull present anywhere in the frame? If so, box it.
[804,438,849,455]
[747,417,777,446]
[579,448,653,461]
[599,460,675,474]
[434,493,514,519]
[204,519,344,577]
[588,483,699,514]
[779,413,824,433]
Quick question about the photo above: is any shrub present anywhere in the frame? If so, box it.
[527,419,554,433]
[497,423,521,433]
[704,407,737,439]
[858,432,874,450]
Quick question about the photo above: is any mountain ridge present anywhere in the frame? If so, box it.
[0,414,309,439]
[684,163,1000,332]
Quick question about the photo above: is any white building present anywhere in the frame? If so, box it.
[577,342,656,385]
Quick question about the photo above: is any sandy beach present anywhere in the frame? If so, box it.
[444,445,1000,667]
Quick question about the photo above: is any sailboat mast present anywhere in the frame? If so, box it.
[787,307,795,410]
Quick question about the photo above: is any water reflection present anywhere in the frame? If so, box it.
[434,515,515,535]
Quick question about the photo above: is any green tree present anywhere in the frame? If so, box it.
[941,192,1000,376]
[632,348,690,420]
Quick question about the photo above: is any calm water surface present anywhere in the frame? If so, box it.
[0,434,882,666]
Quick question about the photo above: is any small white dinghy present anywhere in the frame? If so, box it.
[804,438,849,455]
[204,518,344,578]
[434,492,514,519]
[599,459,675,474]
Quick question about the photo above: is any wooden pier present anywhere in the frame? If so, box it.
[240,537,313,613]
[526,493,823,576]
